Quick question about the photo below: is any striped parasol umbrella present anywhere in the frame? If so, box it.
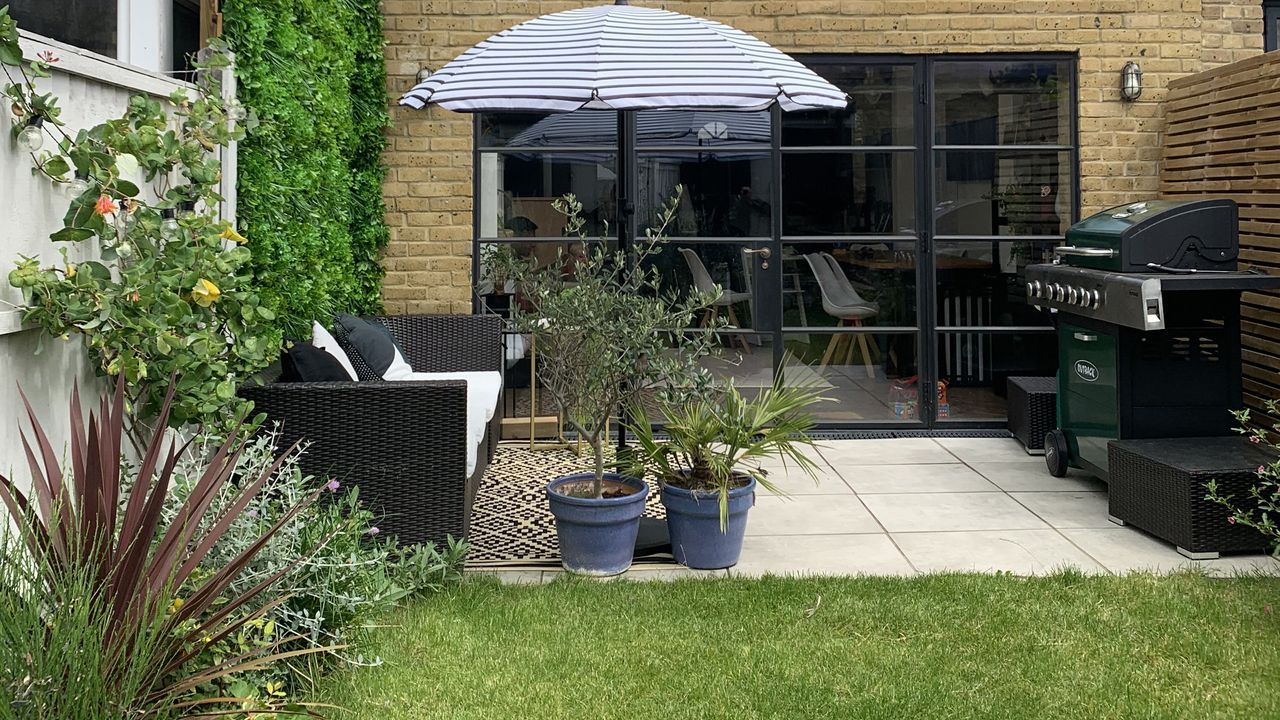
[398,0,847,244]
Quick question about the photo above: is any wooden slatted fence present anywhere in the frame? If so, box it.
[1160,52,1280,423]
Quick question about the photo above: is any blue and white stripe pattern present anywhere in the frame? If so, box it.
[399,3,848,113]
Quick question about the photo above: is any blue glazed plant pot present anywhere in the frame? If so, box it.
[661,473,757,570]
[546,472,649,576]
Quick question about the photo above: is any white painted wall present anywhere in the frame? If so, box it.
[0,31,198,487]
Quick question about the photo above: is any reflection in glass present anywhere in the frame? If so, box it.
[480,110,617,148]
[635,109,771,148]
[478,153,616,239]
[637,153,771,237]
[783,152,915,236]
[933,151,1071,236]
[933,59,1072,147]
[476,240,616,313]
[783,334,920,423]
[933,241,1056,328]
[936,331,1056,421]
[783,63,915,147]
[643,243,757,330]
[782,243,917,328]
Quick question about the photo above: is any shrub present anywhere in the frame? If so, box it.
[158,430,467,702]
[0,378,327,719]
[1205,403,1280,554]
[1,11,277,435]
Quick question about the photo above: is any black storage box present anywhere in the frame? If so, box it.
[1007,376,1056,454]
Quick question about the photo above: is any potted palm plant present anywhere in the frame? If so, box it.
[508,187,719,575]
[625,374,827,569]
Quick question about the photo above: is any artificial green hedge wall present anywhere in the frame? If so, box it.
[222,0,390,337]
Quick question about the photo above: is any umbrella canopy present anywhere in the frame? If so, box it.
[399,2,847,113]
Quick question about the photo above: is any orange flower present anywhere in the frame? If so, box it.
[93,194,118,216]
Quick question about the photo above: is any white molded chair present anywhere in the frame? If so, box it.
[820,252,880,313]
[679,247,753,353]
[804,253,879,377]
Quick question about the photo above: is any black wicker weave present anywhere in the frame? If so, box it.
[240,314,503,547]
[1007,376,1056,453]
[1108,437,1273,557]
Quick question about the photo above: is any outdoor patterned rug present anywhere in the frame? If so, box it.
[467,443,670,567]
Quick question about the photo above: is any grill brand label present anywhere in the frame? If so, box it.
[1074,360,1099,382]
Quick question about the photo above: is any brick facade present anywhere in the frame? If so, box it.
[380,0,1264,314]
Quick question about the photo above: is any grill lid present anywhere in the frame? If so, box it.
[1061,199,1238,272]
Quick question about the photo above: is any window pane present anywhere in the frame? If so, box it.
[784,63,915,147]
[637,153,771,237]
[782,243,917,327]
[933,241,1056,328]
[783,152,916,236]
[10,0,117,57]
[933,151,1071,236]
[635,109,770,148]
[642,242,761,329]
[933,59,1072,146]
[477,153,616,239]
[936,331,1057,421]
[783,333,921,423]
[477,240,617,301]
[479,110,617,148]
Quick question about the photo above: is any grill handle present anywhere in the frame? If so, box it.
[1054,246,1117,258]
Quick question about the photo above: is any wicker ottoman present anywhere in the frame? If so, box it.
[1107,437,1273,559]
[1007,376,1057,455]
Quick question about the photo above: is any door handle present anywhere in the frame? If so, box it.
[1072,332,1098,342]
[1053,246,1116,258]
[743,247,772,259]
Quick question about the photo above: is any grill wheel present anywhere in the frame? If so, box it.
[1044,429,1069,478]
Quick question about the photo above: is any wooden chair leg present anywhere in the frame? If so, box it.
[725,305,751,354]
[855,333,875,378]
[819,319,845,371]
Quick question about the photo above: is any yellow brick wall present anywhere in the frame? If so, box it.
[380,0,1264,314]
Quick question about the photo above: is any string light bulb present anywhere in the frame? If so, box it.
[65,171,90,197]
[16,116,44,152]
[160,208,180,241]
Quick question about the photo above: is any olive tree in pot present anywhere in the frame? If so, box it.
[509,188,718,576]
[625,373,827,569]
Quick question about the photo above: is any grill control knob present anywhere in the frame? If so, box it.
[1067,287,1080,305]
[1089,289,1101,308]
[1052,283,1065,302]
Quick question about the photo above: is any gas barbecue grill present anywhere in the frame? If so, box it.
[1025,199,1280,479]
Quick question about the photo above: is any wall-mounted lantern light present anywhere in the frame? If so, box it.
[416,67,433,85]
[1121,61,1143,101]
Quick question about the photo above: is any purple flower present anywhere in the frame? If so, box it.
[366,527,380,536]
[1251,436,1261,444]
[325,479,340,493]
[246,509,258,519]
[1228,516,1237,525]
[1258,466,1267,475]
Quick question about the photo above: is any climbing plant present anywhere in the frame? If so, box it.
[221,0,390,337]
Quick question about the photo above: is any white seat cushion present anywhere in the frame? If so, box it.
[396,370,502,477]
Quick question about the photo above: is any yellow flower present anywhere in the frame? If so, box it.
[64,263,76,279]
[219,225,248,245]
[169,597,183,613]
[192,278,221,307]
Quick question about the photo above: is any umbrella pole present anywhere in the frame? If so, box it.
[617,108,635,451]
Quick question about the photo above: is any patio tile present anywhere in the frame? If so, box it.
[618,566,728,581]
[859,492,1049,533]
[1060,527,1280,577]
[730,534,917,577]
[746,494,883,536]
[971,461,1106,493]
[891,529,1107,576]
[1009,491,1113,529]
[934,437,1042,464]
[819,438,955,466]
[753,463,851,496]
[840,463,998,494]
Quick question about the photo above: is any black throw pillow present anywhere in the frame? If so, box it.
[280,343,352,382]
[334,313,397,380]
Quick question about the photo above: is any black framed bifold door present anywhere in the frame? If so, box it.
[473,54,1077,429]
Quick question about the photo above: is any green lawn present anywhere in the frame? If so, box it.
[316,572,1280,719]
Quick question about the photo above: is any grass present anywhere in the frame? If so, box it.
[316,571,1280,719]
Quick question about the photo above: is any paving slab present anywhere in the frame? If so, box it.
[820,438,955,466]
[730,534,917,577]
[891,529,1107,575]
[970,461,1106,493]
[1010,491,1114,529]
[1061,527,1280,576]
[746,494,882,536]
[860,492,1050,533]
[754,463,851,495]
[934,437,1043,464]
[841,463,998,494]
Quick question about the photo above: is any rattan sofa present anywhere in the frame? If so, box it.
[239,314,503,547]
